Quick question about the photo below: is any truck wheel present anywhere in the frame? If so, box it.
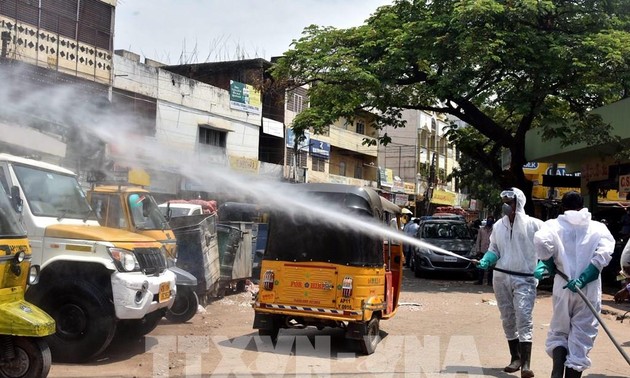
[258,327,279,343]
[236,280,246,292]
[0,337,51,378]
[117,310,164,339]
[359,317,380,355]
[166,286,199,323]
[39,280,116,362]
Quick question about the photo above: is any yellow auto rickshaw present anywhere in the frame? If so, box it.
[252,183,403,354]
[0,185,55,376]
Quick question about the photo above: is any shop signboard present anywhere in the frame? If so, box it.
[431,189,456,206]
[310,139,330,159]
[619,174,630,194]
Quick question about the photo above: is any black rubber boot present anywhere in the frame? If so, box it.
[564,367,582,378]
[551,347,567,378]
[520,342,534,378]
[504,338,521,372]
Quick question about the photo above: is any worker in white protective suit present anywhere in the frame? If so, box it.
[613,241,630,303]
[475,187,543,378]
[533,191,614,378]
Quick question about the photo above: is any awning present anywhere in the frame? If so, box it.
[541,175,581,188]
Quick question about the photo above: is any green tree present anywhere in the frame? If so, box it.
[447,126,503,215]
[272,0,630,213]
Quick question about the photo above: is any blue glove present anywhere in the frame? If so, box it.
[476,251,498,270]
[534,258,555,280]
[564,263,600,293]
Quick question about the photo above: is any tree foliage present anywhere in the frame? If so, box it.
[272,0,630,210]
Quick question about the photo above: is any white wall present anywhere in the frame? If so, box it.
[113,54,261,161]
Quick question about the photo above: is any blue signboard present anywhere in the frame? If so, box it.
[310,139,330,159]
[286,129,310,150]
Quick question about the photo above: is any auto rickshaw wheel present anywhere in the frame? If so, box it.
[0,337,51,378]
[359,318,380,355]
[39,280,116,362]
[166,286,199,323]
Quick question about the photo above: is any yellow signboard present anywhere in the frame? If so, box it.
[431,189,456,206]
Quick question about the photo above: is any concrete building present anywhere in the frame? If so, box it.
[0,0,116,169]
[379,110,460,212]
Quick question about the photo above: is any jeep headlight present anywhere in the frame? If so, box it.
[108,247,140,272]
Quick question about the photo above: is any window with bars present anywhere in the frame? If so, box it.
[339,162,346,176]
[354,163,363,179]
[293,93,304,114]
[312,157,326,172]
[0,0,113,50]
[286,148,307,168]
[199,127,226,147]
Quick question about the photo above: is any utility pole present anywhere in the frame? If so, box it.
[425,153,436,214]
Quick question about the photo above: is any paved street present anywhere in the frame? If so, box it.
[50,269,630,377]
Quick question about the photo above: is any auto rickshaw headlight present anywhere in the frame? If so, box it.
[10,251,26,276]
[107,247,140,272]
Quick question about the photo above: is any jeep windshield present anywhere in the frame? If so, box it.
[128,193,168,230]
[13,165,94,220]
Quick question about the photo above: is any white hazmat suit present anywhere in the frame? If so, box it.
[533,208,614,371]
[488,187,543,343]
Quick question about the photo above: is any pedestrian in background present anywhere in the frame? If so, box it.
[620,207,630,239]
[400,209,412,265]
[474,216,494,285]
[533,191,614,378]
[403,215,419,268]
[613,239,630,303]
[475,187,543,378]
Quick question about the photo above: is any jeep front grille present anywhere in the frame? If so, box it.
[133,247,167,274]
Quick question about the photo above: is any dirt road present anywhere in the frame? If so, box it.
[49,270,630,377]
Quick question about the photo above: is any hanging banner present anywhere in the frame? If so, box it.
[229,80,261,114]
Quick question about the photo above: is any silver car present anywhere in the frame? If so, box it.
[410,219,476,278]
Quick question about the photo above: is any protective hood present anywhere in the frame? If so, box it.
[560,208,591,226]
[512,187,527,214]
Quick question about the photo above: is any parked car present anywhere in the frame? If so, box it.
[159,202,204,217]
[410,218,476,278]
